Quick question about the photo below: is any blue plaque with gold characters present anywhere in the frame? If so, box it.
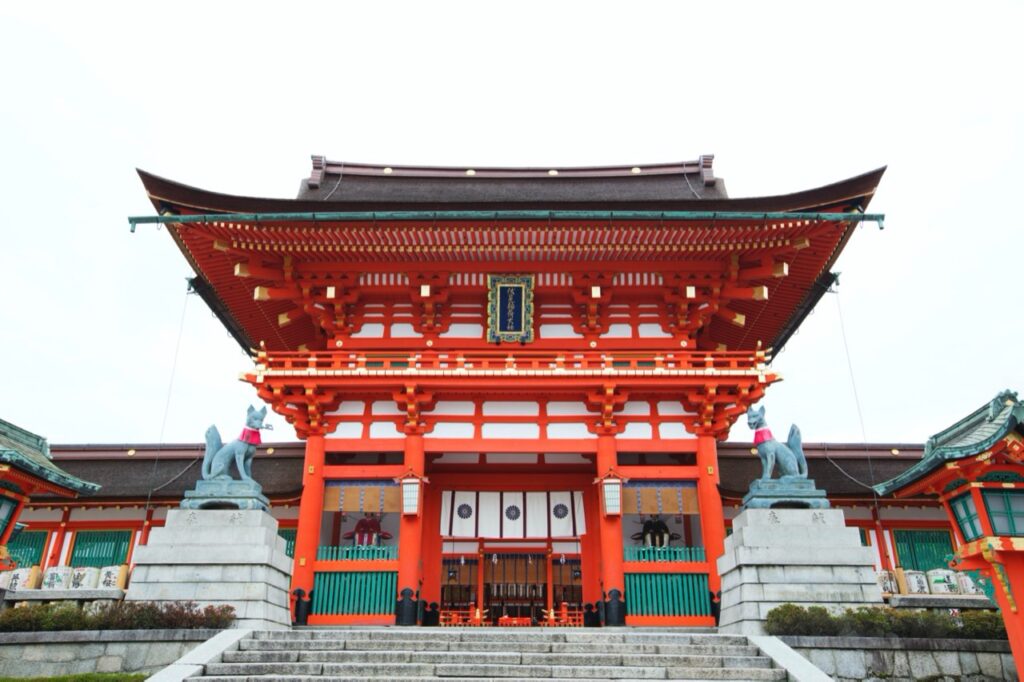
[487,275,535,343]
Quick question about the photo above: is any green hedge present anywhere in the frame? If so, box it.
[0,601,234,632]
[765,604,1006,640]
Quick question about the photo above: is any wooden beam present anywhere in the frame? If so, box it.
[721,285,768,301]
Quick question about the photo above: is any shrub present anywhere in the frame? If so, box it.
[836,607,892,637]
[960,609,1006,639]
[889,609,957,638]
[764,603,807,636]
[0,600,234,632]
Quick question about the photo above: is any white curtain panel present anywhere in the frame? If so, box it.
[441,490,586,538]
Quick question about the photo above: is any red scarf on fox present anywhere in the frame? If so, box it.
[239,427,262,445]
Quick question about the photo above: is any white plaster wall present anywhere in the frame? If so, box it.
[482,423,539,439]
[430,422,475,438]
[657,401,687,416]
[484,453,538,464]
[658,422,690,439]
[547,423,591,439]
[369,421,403,438]
[539,324,583,338]
[389,323,421,338]
[19,509,63,522]
[428,401,476,415]
[331,422,364,438]
[620,401,650,416]
[546,402,590,416]
[327,401,367,416]
[372,401,404,415]
[603,323,632,338]
[482,402,540,416]
[440,323,484,338]
[351,323,385,338]
[619,423,653,439]
[636,323,672,338]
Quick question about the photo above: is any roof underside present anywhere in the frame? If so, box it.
[40,441,923,503]
[137,160,884,354]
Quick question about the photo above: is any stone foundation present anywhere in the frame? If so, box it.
[717,508,882,635]
[127,509,291,629]
[781,636,1016,681]
[0,629,217,677]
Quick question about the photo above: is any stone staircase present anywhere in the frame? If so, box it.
[192,627,789,681]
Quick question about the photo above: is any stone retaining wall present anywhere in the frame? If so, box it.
[780,636,1016,681]
[0,629,219,677]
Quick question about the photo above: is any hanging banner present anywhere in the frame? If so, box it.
[501,491,526,539]
[440,490,586,539]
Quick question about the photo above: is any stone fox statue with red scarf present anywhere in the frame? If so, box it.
[202,405,268,482]
[746,405,808,481]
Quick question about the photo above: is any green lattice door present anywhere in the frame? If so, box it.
[8,531,47,568]
[278,528,297,557]
[70,530,132,567]
[893,529,953,571]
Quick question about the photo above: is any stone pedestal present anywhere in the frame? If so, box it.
[742,476,830,509]
[717,508,882,635]
[181,479,269,512]
[126,510,291,629]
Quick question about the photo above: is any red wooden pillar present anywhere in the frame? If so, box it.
[696,434,726,594]
[0,497,27,546]
[44,507,71,571]
[396,432,425,624]
[596,433,625,624]
[989,554,1024,677]
[419,480,443,607]
[871,507,893,571]
[291,434,326,604]
[579,482,603,606]
[139,508,155,546]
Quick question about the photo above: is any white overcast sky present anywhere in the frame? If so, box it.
[1,2,1021,447]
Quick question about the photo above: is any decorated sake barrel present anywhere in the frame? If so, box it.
[42,566,72,590]
[9,566,41,591]
[904,570,929,594]
[955,571,982,595]
[98,565,128,589]
[71,566,100,589]
[0,571,12,590]
[926,569,960,594]
[876,570,897,595]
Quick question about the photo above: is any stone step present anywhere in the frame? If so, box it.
[238,637,760,657]
[202,661,782,680]
[249,628,749,646]
[223,649,771,669]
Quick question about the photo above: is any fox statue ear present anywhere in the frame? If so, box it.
[247,405,256,415]
[756,406,765,417]
[258,406,267,417]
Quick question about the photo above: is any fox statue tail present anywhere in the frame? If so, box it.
[787,424,807,477]
[203,425,222,479]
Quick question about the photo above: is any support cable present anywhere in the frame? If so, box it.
[143,286,194,513]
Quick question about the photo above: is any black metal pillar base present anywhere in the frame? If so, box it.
[604,589,626,626]
[292,588,311,626]
[395,587,418,626]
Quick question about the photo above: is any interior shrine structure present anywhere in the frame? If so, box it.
[9,156,959,628]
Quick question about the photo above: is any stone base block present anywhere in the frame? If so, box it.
[717,508,882,636]
[181,480,269,511]
[126,510,291,630]
[742,476,830,509]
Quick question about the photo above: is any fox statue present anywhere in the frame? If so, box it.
[746,404,808,481]
[202,405,268,482]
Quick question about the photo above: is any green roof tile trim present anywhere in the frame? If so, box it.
[874,390,1024,497]
[0,419,100,496]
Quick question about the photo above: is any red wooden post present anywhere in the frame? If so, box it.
[696,434,726,594]
[291,434,326,606]
[396,432,425,620]
[44,507,71,571]
[596,433,625,624]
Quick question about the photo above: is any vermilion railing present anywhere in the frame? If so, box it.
[253,349,770,375]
